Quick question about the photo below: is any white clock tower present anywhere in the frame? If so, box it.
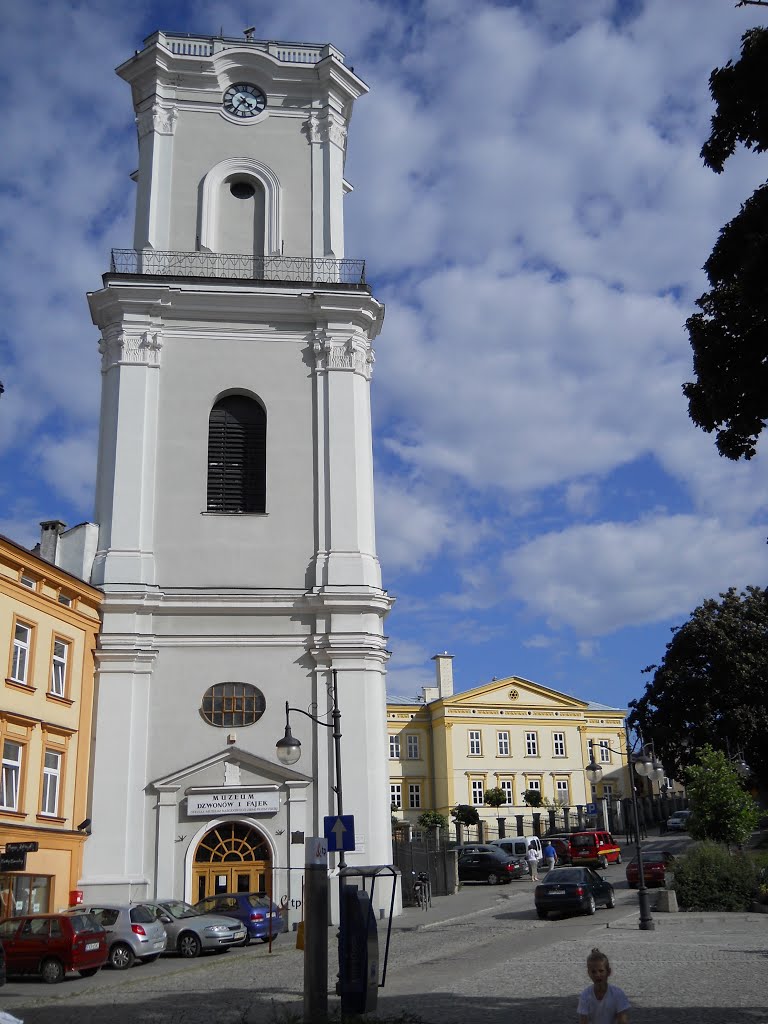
[82,30,393,921]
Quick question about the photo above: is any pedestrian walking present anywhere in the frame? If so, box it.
[542,841,557,871]
[577,947,630,1024]
[526,843,540,880]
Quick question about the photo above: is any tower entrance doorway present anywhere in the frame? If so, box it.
[192,822,272,903]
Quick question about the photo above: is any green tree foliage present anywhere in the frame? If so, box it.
[417,810,448,830]
[629,586,768,787]
[673,840,758,912]
[483,787,508,811]
[522,788,544,808]
[683,27,768,459]
[685,746,760,846]
[450,804,480,827]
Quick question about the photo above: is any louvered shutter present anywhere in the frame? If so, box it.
[207,396,266,513]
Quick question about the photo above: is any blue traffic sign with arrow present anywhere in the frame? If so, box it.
[324,814,355,852]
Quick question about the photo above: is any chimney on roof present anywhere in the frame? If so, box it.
[39,520,67,564]
[432,652,454,698]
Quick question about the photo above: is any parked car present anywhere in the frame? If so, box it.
[68,903,167,969]
[666,810,692,832]
[569,830,622,869]
[0,912,107,983]
[193,893,286,945]
[490,836,543,861]
[458,847,524,884]
[137,899,246,958]
[534,866,616,919]
[625,851,675,889]
[542,835,573,865]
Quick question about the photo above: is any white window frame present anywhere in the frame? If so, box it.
[555,778,569,803]
[1,740,22,811]
[526,777,541,794]
[552,732,566,757]
[599,740,611,764]
[497,731,510,756]
[41,750,61,817]
[500,779,513,805]
[389,784,402,809]
[525,731,538,756]
[408,784,421,809]
[406,734,420,759]
[389,735,401,759]
[602,783,614,800]
[50,640,68,697]
[20,575,36,590]
[11,622,32,684]
[468,730,482,756]
[471,779,485,806]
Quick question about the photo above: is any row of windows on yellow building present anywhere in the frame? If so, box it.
[0,532,101,916]
[386,654,630,826]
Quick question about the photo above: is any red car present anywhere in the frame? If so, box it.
[625,853,673,889]
[0,912,107,983]
[569,830,622,869]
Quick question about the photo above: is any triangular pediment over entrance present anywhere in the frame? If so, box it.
[442,675,591,711]
[149,746,312,794]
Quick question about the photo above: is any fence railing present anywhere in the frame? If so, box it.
[109,249,366,287]
[158,33,339,64]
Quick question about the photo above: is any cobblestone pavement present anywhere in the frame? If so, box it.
[1,849,766,1024]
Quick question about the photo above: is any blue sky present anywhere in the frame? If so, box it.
[1,0,767,712]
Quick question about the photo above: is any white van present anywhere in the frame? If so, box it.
[489,836,542,867]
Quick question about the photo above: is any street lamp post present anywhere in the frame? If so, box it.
[585,724,663,932]
[276,668,345,863]
[275,668,344,1023]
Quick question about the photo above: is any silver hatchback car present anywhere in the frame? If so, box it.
[68,904,167,969]
[138,899,246,958]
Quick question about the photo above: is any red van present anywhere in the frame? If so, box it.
[0,912,107,983]
[569,830,622,869]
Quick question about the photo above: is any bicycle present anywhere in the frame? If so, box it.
[412,871,432,911]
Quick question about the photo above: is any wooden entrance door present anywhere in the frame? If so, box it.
[192,822,272,903]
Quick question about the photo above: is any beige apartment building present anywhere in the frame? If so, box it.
[1,527,101,914]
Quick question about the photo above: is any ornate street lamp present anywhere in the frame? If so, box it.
[585,725,662,931]
[276,669,345,865]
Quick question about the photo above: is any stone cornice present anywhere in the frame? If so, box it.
[88,281,384,342]
[96,586,392,617]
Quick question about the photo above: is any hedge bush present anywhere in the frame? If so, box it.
[672,841,758,911]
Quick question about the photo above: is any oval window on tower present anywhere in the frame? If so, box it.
[200,682,266,727]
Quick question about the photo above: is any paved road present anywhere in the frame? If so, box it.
[1,837,766,1023]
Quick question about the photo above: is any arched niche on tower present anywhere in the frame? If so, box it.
[199,157,282,256]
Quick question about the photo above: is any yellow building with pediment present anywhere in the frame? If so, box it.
[387,654,629,832]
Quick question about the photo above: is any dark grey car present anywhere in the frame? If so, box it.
[68,904,167,969]
[138,899,246,958]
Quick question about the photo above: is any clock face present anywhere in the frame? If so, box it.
[223,83,267,119]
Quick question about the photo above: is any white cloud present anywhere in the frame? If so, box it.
[504,515,768,635]
[375,475,467,572]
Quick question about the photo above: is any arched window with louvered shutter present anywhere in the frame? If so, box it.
[207,395,266,514]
